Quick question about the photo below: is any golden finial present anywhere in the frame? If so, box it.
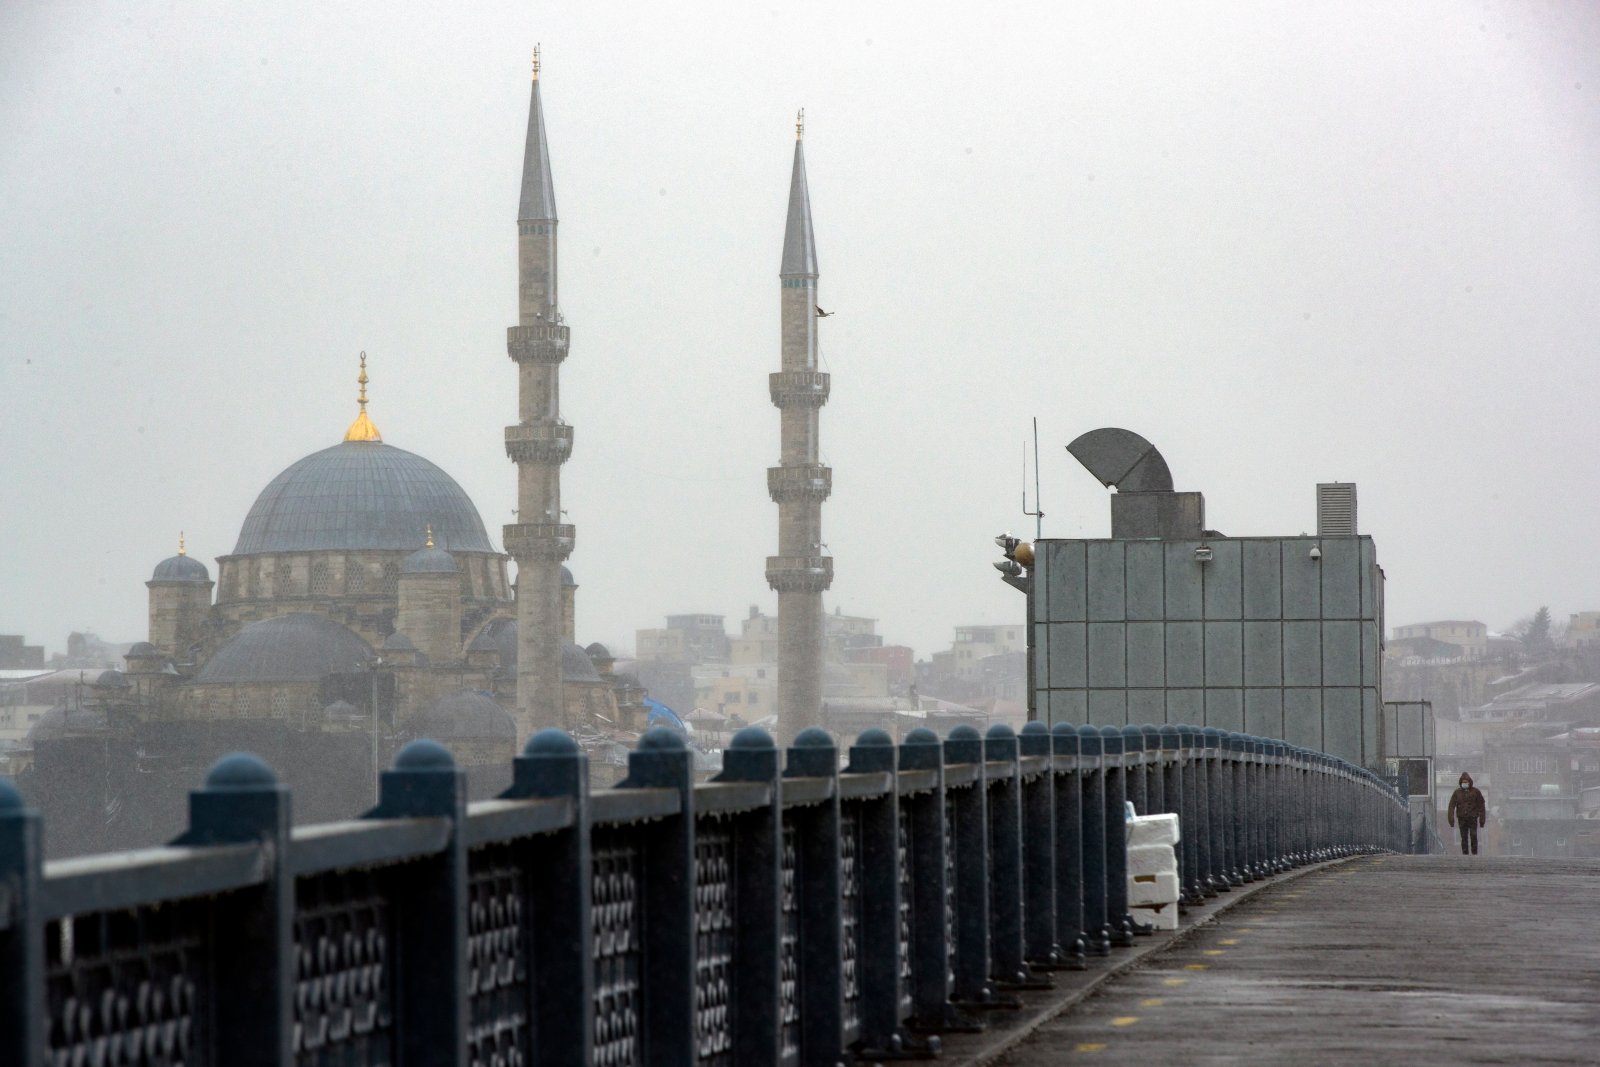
[178,531,186,557]
[796,108,805,141]
[531,44,541,81]
[343,350,383,442]
[425,525,435,548]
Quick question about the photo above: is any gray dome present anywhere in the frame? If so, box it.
[468,618,518,663]
[381,632,417,651]
[416,692,517,741]
[28,704,108,742]
[561,642,602,684]
[94,670,130,689]
[232,441,494,555]
[560,565,576,588]
[194,613,372,685]
[126,642,159,656]
[585,642,612,660]
[402,545,458,574]
[152,554,210,582]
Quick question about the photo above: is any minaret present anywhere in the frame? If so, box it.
[766,110,832,740]
[502,46,574,736]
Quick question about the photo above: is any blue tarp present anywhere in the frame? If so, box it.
[643,697,687,731]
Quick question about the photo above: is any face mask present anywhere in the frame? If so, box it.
[1461,782,1470,789]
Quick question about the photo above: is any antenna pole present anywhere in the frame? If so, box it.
[1023,416,1045,540]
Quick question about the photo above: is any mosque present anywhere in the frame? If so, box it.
[19,53,649,854]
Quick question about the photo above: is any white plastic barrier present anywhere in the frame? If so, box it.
[1127,811,1182,930]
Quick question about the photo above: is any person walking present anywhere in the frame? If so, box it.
[1447,772,1487,855]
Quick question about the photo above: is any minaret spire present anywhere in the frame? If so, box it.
[344,351,382,442]
[767,114,832,741]
[503,49,575,737]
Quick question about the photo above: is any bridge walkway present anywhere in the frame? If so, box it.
[990,856,1600,1065]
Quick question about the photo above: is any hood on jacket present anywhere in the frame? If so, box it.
[1459,773,1474,788]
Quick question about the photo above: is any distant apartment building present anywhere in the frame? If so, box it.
[1391,620,1487,660]
[0,635,45,670]
[635,614,731,664]
[1567,612,1600,648]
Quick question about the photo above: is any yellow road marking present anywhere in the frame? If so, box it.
[1076,1042,1107,1052]
[1163,977,1188,986]
[1140,997,1165,1007]
[1202,949,1226,956]
[1111,1016,1140,1027]
[1219,938,1239,945]
[1184,963,1209,971]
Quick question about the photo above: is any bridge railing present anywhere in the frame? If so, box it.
[0,722,1408,1067]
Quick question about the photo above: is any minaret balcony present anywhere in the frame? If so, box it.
[503,522,576,562]
[765,555,834,594]
[505,423,574,464]
[507,323,571,365]
[767,464,832,503]
[769,371,831,408]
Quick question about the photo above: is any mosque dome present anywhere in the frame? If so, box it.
[232,441,494,556]
[415,692,517,741]
[561,642,602,684]
[28,705,108,742]
[194,613,372,685]
[560,565,576,588]
[152,553,211,582]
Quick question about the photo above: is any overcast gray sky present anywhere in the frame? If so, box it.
[3,1,1598,660]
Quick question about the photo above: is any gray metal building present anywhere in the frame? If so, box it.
[1030,430,1385,767]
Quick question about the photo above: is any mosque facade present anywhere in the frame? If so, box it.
[18,61,639,856]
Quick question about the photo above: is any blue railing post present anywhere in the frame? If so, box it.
[505,729,593,1065]
[1075,724,1111,954]
[370,740,468,1065]
[1121,725,1148,816]
[0,778,43,1067]
[1049,724,1088,969]
[844,728,920,1058]
[1175,726,1205,902]
[708,726,782,1064]
[1203,728,1237,887]
[899,727,966,1031]
[178,753,292,1067]
[1197,727,1223,894]
[617,727,696,1063]
[985,723,1047,991]
[944,725,998,1009]
[784,727,843,1066]
[1142,725,1165,815]
[1018,722,1060,971]
[1099,726,1134,946]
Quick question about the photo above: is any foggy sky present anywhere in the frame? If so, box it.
[3,2,1598,661]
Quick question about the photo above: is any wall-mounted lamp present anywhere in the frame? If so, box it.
[1193,544,1214,563]
[1309,544,1323,561]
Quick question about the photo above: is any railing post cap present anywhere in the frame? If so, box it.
[947,724,982,741]
[985,722,1016,740]
[731,726,779,750]
[203,752,279,791]
[903,727,940,746]
[788,727,831,749]
[393,739,455,771]
[0,776,26,811]
[523,728,579,756]
[854,727,894,747]
[638,726,688,751]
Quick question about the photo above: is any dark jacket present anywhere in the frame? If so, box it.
[1447,774,1486,828]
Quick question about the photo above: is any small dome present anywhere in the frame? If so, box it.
[126,642,159,656]
[561,565,576,588]
[561,642,602,684]
[28,704,108,742]
[402,545,457,575]
[382,632,417,651]
[94,670,130,689]
[194,613,373,685]
[468,618,518,663]
[415,691,517,741]
[585,642,612,660]
[152,554,211,583]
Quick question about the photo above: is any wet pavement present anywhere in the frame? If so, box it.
[987,856,1600,1066]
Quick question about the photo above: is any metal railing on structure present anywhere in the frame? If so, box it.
[0,721,1409,1066]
